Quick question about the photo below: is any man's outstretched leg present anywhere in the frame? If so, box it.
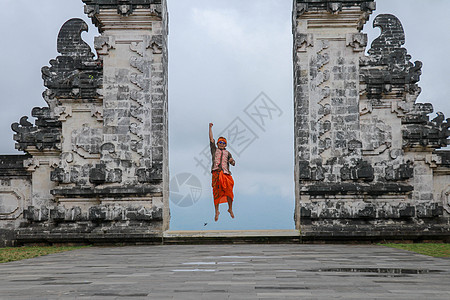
[227,196,234,218]
[215,204,220,221]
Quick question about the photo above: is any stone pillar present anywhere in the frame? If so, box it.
[10,0,169,243]
[293,0,375,229]
[293,0,450,239]
[83,0,169,231]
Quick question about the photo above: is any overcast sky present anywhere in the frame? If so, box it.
[0,0,449,230]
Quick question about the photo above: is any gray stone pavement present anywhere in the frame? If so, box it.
[1,244,450,299]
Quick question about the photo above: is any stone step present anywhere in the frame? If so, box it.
[162,229,301,244]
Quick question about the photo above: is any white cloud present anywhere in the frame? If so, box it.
[192,8,246,50]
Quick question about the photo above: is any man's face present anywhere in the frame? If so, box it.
[217,141,226,149]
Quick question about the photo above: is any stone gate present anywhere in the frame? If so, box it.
[0,0,449,245]
[1,0,169,246]
[293,0,450,239]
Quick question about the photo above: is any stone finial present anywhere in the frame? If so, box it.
[368,14,406,61]
[360,13,449,149]
[11,108,61,152]
[57,18,93,58]
[402,109,450,150]
[361,14,422,99]
[41,19,102,100]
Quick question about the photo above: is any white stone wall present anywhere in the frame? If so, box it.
[0,177,31,229]
[293,1,450,237]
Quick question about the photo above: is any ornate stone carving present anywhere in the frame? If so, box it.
[340,159,374,181]
[41,18,102,100]
[94,35,115,56]
[50,164,93,185]
[443,184,450,214]
[83,0,162,31]
[71,124,102,158]
[88,164,122,184]
[296,33,314,52]
[385,161,413,181]
[23,204,162,222]
[298,161,326,181]
[299,201,444,220]
[294,0,375,17]
[91,107,104,121]
[346,33,367,52]
[402,110,450,149]
[360,116,392,154]
[361,14,422,100]
[327,2,342,14]
[11,107,61,152]
[0,189,23,218]
[54,106,73,121]
[136,164,163,183]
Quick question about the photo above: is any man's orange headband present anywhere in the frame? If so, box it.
[218,137,227,144]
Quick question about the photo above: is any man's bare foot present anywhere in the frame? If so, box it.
[215,211,220,222]
[228,209,235,219]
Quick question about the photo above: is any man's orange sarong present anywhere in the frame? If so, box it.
[212,170,234,206]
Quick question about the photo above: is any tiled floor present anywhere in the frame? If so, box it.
[1,244,450,299]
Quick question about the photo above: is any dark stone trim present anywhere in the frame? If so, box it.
[301,183,413,195]
[294,0,375,15]
[435,150,450,167]
[300,222,450,243]
[0,229,17,247]
[11,229,450,245]
[51,186,161,197]
[0,155,31,178]
[82,0,161,5]
[82,0,164,29]
[300,203,442,220]
[15,231,163,246]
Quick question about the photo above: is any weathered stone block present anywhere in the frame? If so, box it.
[152,207,163,220]
[50,207,66,221]
[385,163,414,181]
[65,207,83,221]
[23,206,35,221]
[399,205,415,218]
[126,207,152,221]
[298,161,311,180]
[89,164,106,184]
[89,207,106,221]
[136,165,162,183]
[23,206,50,222]
[51,168,66,183]
[341,160,374,181]
[300,207,311,218]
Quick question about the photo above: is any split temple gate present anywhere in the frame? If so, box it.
[0,0,449,245]
[293,0,450,239]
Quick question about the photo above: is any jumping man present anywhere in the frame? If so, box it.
[209,123,236,222]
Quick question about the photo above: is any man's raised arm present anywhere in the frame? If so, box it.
[209,123,214,143]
